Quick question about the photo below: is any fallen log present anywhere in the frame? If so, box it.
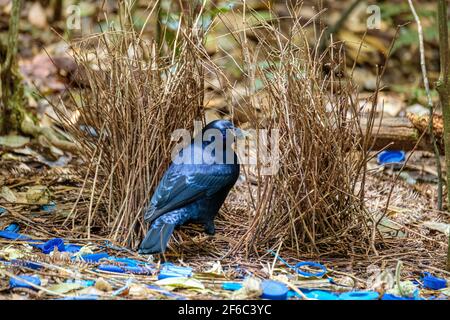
[361,115,444,153]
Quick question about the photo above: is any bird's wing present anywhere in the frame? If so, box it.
[144,165,235,223]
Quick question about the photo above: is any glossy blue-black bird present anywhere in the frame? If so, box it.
[138,120,242,254]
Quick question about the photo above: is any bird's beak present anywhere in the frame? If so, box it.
[233,127,250,139]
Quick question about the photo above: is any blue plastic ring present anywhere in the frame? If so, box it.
[294,261,327,278]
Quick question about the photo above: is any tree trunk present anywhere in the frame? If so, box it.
[436,0,450,270]
[0,0,26,135]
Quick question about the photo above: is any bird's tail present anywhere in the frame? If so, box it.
[138,222,175,254]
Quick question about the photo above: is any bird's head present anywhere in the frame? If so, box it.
[202,120,246,139]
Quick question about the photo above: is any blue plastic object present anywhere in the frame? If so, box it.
[0,207,6,215]
[64,244,82,253]
[107,257,140,267]
[261,280,289,300]
[66,279,95,287]
[267,250,327,278]
[305,290,339,300]
[222,282,243,291]
[40,202,56,213]
[158,263,193,280]
[339,291,379,300]
[10,275,41,290]
[377,150,405,166]
[4,223,20,233]
[0,230,32,241]
[381,293,420,300]
[295,261,327,278]
[98,264,125,273]
[33,238,65,254]
[422,272,447,290]
[78,252,109,263]
[124,266,153,275]
[11,259,43,270]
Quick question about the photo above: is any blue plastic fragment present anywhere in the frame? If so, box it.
[4,223,20,233]
[35,238,65,254]
[421,272,447,290]
[98,264,125,273]
[339,291,379,300]
[261,280,289,300]
[381,293,421,300]
[377,150,406,166]
[11,260,43,270]
[124,266,153,275]
[0,207,6,215]
[294,261,327,278]
[64,244,82,253]
[158,263,193,280]
[40,202,56,213]
[222,282,243,291]
[0,230,32,241]
[107,257,140,267]
[66,279,95,287]
[305,290,339,300]
[10,275,41,290]
[78,252,109,263]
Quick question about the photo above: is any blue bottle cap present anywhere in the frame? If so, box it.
[10,275,41,290]
[261,280,289,300]
[377,150,406,166]
[305,290,339,300]
[339,291,379,300]
[222,282,243,291]
[421,272,447,290]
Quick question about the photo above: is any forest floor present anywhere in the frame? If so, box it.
[0,151,449,300]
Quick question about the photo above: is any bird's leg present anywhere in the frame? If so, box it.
[204,220,215,235]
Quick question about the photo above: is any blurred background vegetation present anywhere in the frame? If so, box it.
[0,0,447,116]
